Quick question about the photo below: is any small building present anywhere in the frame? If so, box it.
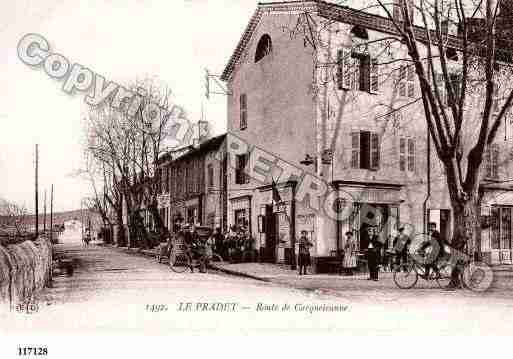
[156,134,227,233]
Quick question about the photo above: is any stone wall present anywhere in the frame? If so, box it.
[0,236,52,307]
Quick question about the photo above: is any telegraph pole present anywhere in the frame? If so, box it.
[43,189,47,232]
[50,185,54,243]
[35,144,39,238]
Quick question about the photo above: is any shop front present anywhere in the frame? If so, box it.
[480,188,513,265]
[332,181,403,253]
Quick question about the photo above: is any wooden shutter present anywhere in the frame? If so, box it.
[370,133,380,170]
[360,55,370,92]
[493,83,500,114]
[398,65,407,97]
[351,132,360,168]
[399,138,406,171]
[370,58,379,93]
[407,139,415,171]
[492,145,499,178]
[244,152,250,184]
[337,49,352,90]
[407,65,415,98]
[352,55,360,90]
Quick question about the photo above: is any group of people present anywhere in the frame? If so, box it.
[218,225,254,263]
[296,223,449,281]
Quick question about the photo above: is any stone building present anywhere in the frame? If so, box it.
[221,0,513,268]
[156,134,227,233]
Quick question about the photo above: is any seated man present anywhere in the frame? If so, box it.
[422,224,450,278]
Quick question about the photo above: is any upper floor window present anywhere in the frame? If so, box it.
[255,34,272,63]
[337,49,378,93]
[398,64,415,98]
[207,164,214,187]
[485,144,499,179]
[240,94,247,130]
[399,138,415,172]
[164,167,170,193]
[235,153,250,184]
[351,131,380,170]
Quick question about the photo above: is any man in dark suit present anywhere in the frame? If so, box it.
[366,226,381,281]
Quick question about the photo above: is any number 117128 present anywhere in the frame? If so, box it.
[18,347,48,356]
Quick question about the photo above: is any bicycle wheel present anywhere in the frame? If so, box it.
[436,264,453,289]
[169,251,190,273]
[393,264,418,289]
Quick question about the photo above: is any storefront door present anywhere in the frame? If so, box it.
[263,204,277,262]
[491,206,513,264]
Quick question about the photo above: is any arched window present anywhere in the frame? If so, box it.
[350,25,368,40]
[255,34,273,63]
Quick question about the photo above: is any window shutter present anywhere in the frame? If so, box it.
[492,146,499,178]
[338,49,351,90]
[351,132,360,168]
[407,65,415,98]
[370,133,380,170]
[370,58,379,93]
[408,139,415,171]
[398,65,407,97]
[360,55,371,92]
[399,138,406,171]
[244,153,250,184]
[352,55,360,90]
[493,83,500,114]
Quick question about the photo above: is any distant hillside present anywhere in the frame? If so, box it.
[0,209,102,227]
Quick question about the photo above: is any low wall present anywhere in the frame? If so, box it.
[0,236,52,307]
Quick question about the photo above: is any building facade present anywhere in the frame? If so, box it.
[156,134,227,234]
[222,0,513,267]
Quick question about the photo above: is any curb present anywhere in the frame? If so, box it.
[209,264,272,283]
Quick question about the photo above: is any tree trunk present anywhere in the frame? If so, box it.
[449,197,480,287]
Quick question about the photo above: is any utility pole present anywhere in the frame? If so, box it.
[50,184,53,243]
[35,144,39,238]
[43,189,47,232]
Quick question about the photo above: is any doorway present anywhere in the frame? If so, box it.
[263,204,277,262]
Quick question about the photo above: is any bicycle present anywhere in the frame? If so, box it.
[169,244,223,273]
[393,254,453,289]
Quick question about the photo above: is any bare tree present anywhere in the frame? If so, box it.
[0,198,30,241]
[83,76,207,248]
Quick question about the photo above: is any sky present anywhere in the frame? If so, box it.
[0,0,259,212]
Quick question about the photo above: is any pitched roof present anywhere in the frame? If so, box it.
[221,0,468,81]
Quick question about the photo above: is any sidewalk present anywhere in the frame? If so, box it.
[210,262,407,292]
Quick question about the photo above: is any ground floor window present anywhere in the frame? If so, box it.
[491,206,513,250]
[351,203,399,251]
[187,207,199,225]
[234,209,248,229]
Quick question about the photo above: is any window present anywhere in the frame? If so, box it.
[448,73,461,107]
[235,153,250,184]
[435,72,448,106]
[240,94,247,130]
[207,164,214,187]
[351,131,380,170]
[337,49,378,93]
[485,144,499,179]
[164,167,169,193]
[398,65,415,98]
[492,83,500,114]
[400,138,415,172]
[255,34,272,63]
[235,209,248,228]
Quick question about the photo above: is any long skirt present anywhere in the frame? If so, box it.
[298,253,311,267]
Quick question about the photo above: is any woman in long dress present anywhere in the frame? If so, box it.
[343,231,357,275]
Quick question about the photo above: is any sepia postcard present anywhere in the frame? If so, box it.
[1,0,513,356]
